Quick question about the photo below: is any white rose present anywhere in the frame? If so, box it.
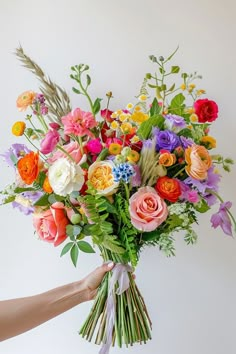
[48,158,85,196]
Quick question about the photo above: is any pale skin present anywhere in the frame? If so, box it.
[0,262,114,342]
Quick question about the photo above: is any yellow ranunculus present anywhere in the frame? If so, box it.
[130,111,148,124]
[88,160,119,195]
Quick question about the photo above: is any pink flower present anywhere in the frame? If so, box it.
[105,137,122,148]
[47,141,83,164]
[129,186,168,232]
[33,202,69,246]
[40,129,60,154]
[61,108,97,137]
[49,122,60,130]
[101,109,113,123]
[86,138,103,154]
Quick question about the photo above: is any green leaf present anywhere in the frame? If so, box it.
[77,241,95,253]
[159,84,167,91]
[72,87,81,94]
[103,238,125,254]
[25,127,34,138]
[0,195,15,204]
[48,193,64,204]
[137,115,164,140]
[96,148,109,162]
[142,230,161,242]
[168,83,176,92]
[178,128,193,138]
[93,98,102,115]
[169,93,185,115]
[37,171,46,188]
[70,244,79,267]
[86,74,91,86]
[181,72,188,79]
[33,194,49,206]
[194,199,210,213]
[14,186,37,193]
[150,98,160,116]
[164,46,179,63]
[66,225,82,239]
[60,242,74,257]
[149,55,158,63]
[171,66,180,73]
[148,83,158,89]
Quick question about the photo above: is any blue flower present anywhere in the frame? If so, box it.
[112,163,135,183]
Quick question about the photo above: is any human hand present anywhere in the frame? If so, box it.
[82,262,114,301]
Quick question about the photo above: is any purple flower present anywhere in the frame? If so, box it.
[211,201,233,236]
[131,165,141,187]
[12,191,43,215]
[164,114,186,132]
[40,129,60,154]
[0,144,30,167]
[155,130,180,152]
[180,136,194,148]
[180,181,199,203]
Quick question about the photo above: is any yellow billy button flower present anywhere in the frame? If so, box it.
[130,111,148,124]
[127,150,140,163]
[180,83,186,90]
[12,121,26,136]
[126,103,133,110]
[116,109,123,115]
[200,135,217,149]
[134,105,142,112]
[110,121,119,130]
[120,122,133,134]
[196,89,206,96]
[119,113,129,122]
[130,135,140,144]
[189,83,196,89]
[109,143,122,155]
[138,94,148,101]
[190,113,199,123]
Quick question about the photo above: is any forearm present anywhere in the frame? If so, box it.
[0,280,89,341]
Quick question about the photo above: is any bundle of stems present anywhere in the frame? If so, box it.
[79,247,152,348]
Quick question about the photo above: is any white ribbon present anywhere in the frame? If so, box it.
[99,263,133,354]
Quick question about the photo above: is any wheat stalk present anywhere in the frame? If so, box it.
[15,46,72,122]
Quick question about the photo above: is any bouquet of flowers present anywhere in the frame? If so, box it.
[1,47,235,353]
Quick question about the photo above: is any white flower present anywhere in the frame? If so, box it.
[88,160,119,196]
[48,158,84,197]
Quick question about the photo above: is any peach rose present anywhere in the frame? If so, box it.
[185,144,212,180]
[88,160,119,196]
[158,151,176,166]
[16,91,36,112]
[129,186,168,232]
[33,202,69,246]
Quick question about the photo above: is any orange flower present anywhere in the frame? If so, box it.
[155,176,181,203]
[159,152,176,166]
[127,150,140,163]
[16,91,36,112]
[43,176,53,194]
[109,143,122,155]
[17,151,40,185]
[12,121,26,136]
[185,144,212,180]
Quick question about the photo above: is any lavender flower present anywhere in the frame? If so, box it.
[32,93,48,115]
[180,136,194,149]
[155,130,180,152]
[210,201,233,236]
[0,144,30,167]
[164,114,186,133]
[112,163,135,183]
[12,191,43,215]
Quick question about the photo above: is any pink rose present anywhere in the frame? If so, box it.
[86,138,103,154]
[33,202,69,246]
[129,186,168,232]
[47,141,83,164]
[40,129,60,154]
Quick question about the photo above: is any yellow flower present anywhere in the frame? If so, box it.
[190,114,199,123]
[197,89,206,96]
[127,150,140,163]
[120,122,133,134]
[116,109,123,115]
[185,107,195,114]
[188,83,196,89]
[88,160,119,196]
[119,113,129,122]
[130,135,140,144]
[126,103,133,110]
[130,111,148,124]
[109,143,122,155]
[180,83,186,90]
[200,135,217,149]
[159,152,176,166]
[12,121,26,136]
[187,125,193,130]
[110,121,119,130]
[134,105,142,112]
[139,94,147,101]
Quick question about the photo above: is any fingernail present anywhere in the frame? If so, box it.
[107,262,114,269]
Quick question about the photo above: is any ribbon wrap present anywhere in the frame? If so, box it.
[99,262,133,354]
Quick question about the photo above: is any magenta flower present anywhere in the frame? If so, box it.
[40,129,60,154]
[210,201,233,236]
[61,108,97,137]
[86,138,103,154]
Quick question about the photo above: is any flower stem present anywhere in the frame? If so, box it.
[56,145,76,162]
[173,165,186,178]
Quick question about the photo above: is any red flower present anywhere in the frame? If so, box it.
[101,122,115,143]
[194,99,218,123]
[155,176,181,203]
[101,109,113,123]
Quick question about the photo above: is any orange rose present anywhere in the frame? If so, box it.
[155,176,181,203]
[159,151,176,166]
[43,176,53,194]
[185,144,212,180]
[17,151,40,185]
[16,91,36,112]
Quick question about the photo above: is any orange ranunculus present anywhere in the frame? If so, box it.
[159,151,176,166]
[16,91,36,112]
[17,151,40,185]
[155,176,181,203]
[185,144,212,180]
[12,121,26,136]
[43,176,53,194]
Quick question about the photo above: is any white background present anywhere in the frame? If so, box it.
[0,0,236,353]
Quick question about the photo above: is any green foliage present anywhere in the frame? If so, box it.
[168,93,185,115]
[184,229,198,245]
[115,194,139,267]
[137,115,164,140]
[33,193,49,207]
[70,244,79,267]
[193,199,210,213]
[150,98,161,116]
[77,241,95,253]
[93,98,102,115]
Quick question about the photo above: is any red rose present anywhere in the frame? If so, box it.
[101,109,113,123]
[194,99,218,123]
[155,176,181,203]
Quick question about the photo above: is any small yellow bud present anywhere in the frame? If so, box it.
[139,94,147,101]
[180,83,186,90]
[190,114,199,123]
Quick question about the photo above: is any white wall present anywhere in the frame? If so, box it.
[0,0,236,353]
